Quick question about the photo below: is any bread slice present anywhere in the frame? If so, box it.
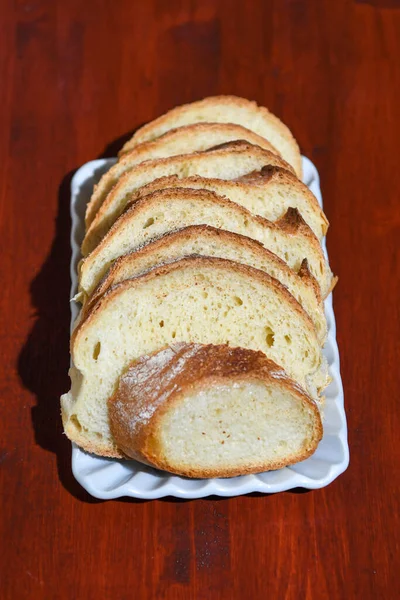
[108,343,323,477]
[82,141,294,255]
[87,225,327,343]
[120,95,302,177]
[86,123,281,228]
[133,168,328,241]
[62,257,328,457]
[78,188,334,300]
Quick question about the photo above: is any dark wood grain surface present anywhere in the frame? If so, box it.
[1,0,399,598]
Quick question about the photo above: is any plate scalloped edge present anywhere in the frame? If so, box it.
[68,156,349,500]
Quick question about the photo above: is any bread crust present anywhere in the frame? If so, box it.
[118,121,280,158]
[123,95,302,176]
[108,343,323,477]
[82,141,295,255]
[298,258,322,303]
[79,186,333,298]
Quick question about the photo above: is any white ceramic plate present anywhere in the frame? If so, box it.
[69,156,349,499]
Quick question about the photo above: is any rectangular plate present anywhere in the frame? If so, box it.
[69,157,349,499]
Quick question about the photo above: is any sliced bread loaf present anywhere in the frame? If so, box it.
[86,122,280,227]
[133,167,328,241]
[87,225,327,343]
[62,257,328,457]
[78,188,334,300]
[120,95,302,176]
[109,343,323,477]
[82,141,294,255]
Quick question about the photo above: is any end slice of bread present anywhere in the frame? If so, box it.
[85,122,281,227]
[78,187,334,300]
[121,95,302,176]
[108,343,323,478]
[133,168,329,241]
[87,225,327,343]
[82,141,294,255]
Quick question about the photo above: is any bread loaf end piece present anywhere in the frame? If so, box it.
[109,343,323,478]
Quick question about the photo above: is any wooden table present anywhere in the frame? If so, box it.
[1,1,399,598]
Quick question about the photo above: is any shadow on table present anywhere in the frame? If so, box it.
[115,488,311,505]
[16,130,141,503]
[17,168,92,501]
[18,127,314,505]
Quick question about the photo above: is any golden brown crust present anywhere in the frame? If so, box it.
[82,141,295,255]
[277,206,311,235]
[125,95,302,176]
[72,255,317,351]
[234,165,279,185]
[117,121,281,158]
[204,141,293,175]
[297,258,322,303]
[108,343,323,476]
